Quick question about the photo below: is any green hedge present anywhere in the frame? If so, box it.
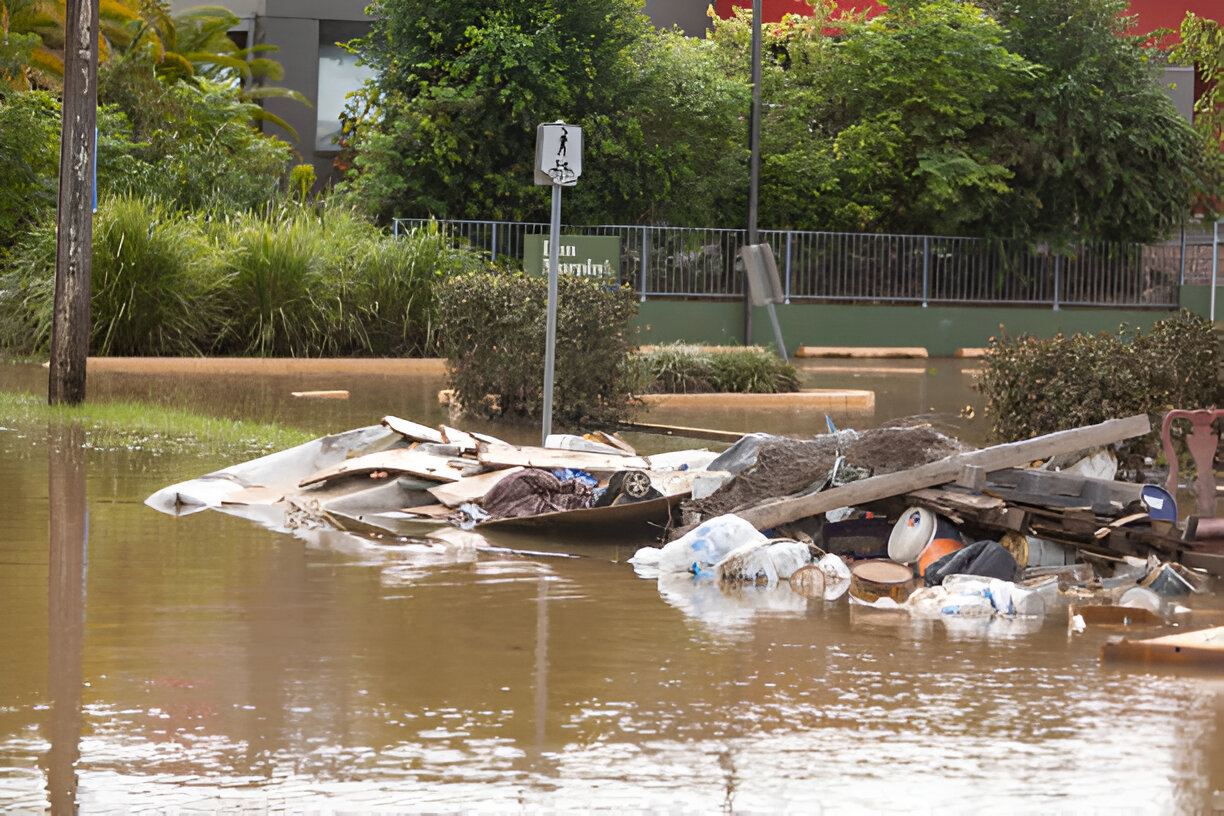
[975,310,1219,446]
[436,271,641,427]
[636,343,799,394]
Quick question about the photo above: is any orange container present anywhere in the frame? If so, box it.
[918,537,964,577]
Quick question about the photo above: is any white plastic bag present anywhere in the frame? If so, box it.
[656,514,767,575]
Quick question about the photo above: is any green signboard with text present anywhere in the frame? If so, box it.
[523,235,620,282]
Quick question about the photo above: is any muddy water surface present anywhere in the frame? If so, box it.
[1,359,1222,813]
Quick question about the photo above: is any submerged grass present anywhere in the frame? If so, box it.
[0,390,316,455]
[636,343,801,394]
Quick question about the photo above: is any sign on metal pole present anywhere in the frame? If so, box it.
[740,243,789,362]
[534,122,584,444]
[535,122,582,187]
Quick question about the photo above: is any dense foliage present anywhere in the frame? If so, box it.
[0,197,486,357]
[338,0,747,227]
[435,271,641,426]
[987,0,1203,243]
[975,311,1219,444]
[1171,12,1224,215]
[340,0,1203,245]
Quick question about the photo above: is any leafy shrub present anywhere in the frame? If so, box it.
[975,310,1219,446]
[436,271,640,426]
[636,343,800,393]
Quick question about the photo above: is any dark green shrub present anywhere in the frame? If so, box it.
[211,208,334,357]
[0,195,224,356]
[436,271,640,427]
[975,310,1219,445]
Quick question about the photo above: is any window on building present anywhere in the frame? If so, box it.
[316,21,375,152]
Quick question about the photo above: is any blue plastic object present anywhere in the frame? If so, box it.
[1141,484,1177,522]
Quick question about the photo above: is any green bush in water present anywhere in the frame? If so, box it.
[636,343,800,393]
[975,310,1220,449]
[335,218,486,357]
[436,270,641,426]
[212,207,335,357]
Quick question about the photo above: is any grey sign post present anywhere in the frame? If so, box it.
[740,243,788,361]
[534,121,583,445]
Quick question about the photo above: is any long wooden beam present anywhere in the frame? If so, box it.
[678,414,1152,538]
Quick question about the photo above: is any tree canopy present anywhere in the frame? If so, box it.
[337,0,748,225]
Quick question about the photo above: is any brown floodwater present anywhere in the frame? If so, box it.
[1,358,1222,813]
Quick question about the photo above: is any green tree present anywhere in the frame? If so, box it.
[711,0,1035,235]
[1171,12,1223,216]
[339,0,745,226]
[989,0,1201,244]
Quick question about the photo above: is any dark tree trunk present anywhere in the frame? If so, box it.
[49,0,99,406]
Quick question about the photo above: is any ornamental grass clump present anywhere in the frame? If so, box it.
[212,207,335,357]
[636,343,800,394]
[975,310,1219,447]
[91,195,222,356]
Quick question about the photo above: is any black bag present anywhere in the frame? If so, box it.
[924,539,1019,586]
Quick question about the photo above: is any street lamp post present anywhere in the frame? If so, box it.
[744,0,762,345]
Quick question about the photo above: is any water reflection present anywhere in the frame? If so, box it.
[43,423,87,814]
[1,359,1222,812]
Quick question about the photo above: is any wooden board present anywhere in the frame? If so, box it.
[679,414,1152,538]
[477,444,651,472]
[1101,626,1224,667]
[427,467,525,507]
[299,447,474,486]
[291,390,349,398]
[381,415,445,444]
[617,421,746,443]
[794,346,928,358]
[440,425,479,453]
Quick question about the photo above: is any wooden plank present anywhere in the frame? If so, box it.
[440,425,478,453]
[427,467,524,507]
[685,414,1151,537]
[1101,626,1224,667]
[291,390,349,399]
[299,447,474,486]
[590,431,637,455]
[905,487,1005,512]
[381,415,445,444]
[617,421,746,443]
[794,346,928,358]
[1181,550,1224,577]
[477,443,651,472]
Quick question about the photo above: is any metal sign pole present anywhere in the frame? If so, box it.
[534,120,582,445]
[542,184,562,445]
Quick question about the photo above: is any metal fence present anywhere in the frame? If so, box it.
[394,218,1193,309]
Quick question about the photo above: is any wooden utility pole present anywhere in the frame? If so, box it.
[49,0,99,406]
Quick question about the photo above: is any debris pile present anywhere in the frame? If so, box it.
[146,409,1223,659]
[145,415,717,537]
